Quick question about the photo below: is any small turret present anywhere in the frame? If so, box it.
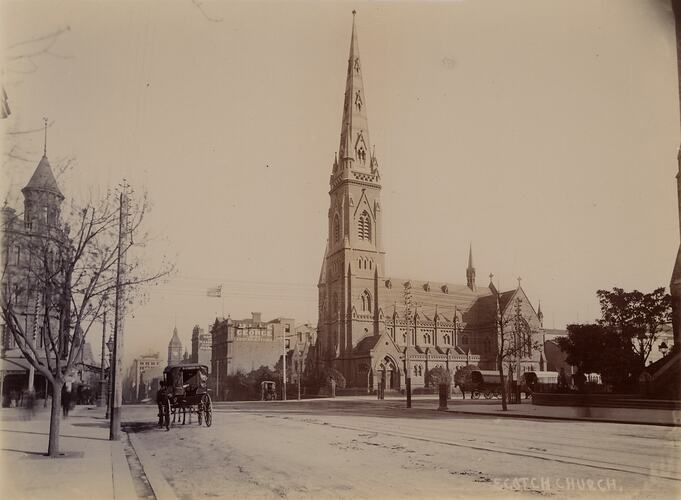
[466,243,476,291]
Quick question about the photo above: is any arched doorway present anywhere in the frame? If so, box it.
[378,356,399,391]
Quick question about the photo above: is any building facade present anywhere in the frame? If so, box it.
[0,151,99,404]
[210,313,293,400]
[123,352,163,403]
[315,13,543,392]
[191,325,212,369]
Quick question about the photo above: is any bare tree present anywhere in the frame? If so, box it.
[1,185,172,457]
[494,295,541,411]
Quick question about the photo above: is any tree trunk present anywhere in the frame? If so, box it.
[497,357,507,411]
[48,380,64,457]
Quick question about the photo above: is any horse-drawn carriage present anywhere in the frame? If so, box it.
[160,363,212,428]
[470,370,502,399]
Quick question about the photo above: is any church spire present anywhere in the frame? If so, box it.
[466,243,476,291]
[337,11,371,170]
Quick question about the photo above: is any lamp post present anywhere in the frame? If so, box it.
[105,336,114,419]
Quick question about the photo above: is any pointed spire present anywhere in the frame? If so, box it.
[43,117,48,156]
[466,243,476,291]
[537,300,544,328]
[337,11,372,170]
[318,241,328,286]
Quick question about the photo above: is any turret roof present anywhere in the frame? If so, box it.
[22,155,64,199]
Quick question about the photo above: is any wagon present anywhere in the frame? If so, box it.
[261,381,277,401]
[161,363,212,427]
[470,370,502,399]
[521,371,559,396]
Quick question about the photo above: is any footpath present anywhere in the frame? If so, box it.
[242,394,681,426]
[422,397,681,426]
[0,404,138,500]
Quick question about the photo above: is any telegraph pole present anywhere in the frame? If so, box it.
[109,183,129,441]
[282,332,287,401]
[98,310,106,407]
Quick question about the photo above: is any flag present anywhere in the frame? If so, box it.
[207,285,222,298]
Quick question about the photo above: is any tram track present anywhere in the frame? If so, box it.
[212,408,681,483]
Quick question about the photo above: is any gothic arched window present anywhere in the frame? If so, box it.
[333,214,340,243]
[361,290,372,313]
[358,211,372,241]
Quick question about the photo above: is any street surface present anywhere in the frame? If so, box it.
[125,398,681,499]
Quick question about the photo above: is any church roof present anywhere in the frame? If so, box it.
[22,155,64,199]
[354,335,381,354]
[380,278,492,322]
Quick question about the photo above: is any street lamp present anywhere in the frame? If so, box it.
[659,341,669,358]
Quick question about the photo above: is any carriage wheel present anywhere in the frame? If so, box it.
[471,390,480,400]
[493,390,501,399]
[483,391,492,399]
[197,402,203,426]
[203,394,212,427]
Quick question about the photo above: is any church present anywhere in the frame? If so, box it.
[316,12,544,392]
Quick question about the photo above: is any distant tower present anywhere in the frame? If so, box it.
[466,243,476,291]
[167,327,183,366]
[537,300,544,328]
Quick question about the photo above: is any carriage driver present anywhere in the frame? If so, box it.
[156,380,170,431]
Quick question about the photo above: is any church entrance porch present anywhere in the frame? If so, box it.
[374,355,400,393]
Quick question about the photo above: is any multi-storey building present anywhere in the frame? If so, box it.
[315,13,543,392]
[1,149,98,403]
[210,313,293,400]
[123,352,163,402]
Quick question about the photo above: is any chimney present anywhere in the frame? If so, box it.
[251,312,262,323]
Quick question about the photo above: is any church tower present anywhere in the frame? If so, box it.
[319,11,385,373]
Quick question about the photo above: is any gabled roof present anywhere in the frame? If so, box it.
[354,335,381,354]
[22,155,64,199]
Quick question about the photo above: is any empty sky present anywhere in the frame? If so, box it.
[1,1,678,364]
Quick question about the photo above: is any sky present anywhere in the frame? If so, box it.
[1,0,678,367]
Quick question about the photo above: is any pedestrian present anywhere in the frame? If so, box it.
[557,367,568,392]
[156,380,169,431]
[62,383,72,418]
[572,370,586,393]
